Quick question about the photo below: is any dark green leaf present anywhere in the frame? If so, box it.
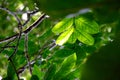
[30,75,39,80]
[44,63,56,80]
[5,63,16,80]
[53,48,74,58]
[32,65,44,80]
[53,53,77,80]
[75,46,86,66]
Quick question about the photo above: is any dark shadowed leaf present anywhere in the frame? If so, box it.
[53,48,74,58]
[32,65,44,80]
[30,75,39,80]
[44,63,56,80]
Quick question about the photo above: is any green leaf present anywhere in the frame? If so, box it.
[53,53,77,80]
[75,46,86,66]
[76,30,94,45]
[30,75,39,80]
[52,18,73,34]
[68,29,78,44]
[44,64,56,80]
[61,68,80,80]
[56,27,74,45]
[75,16,99,34]
[4,62,17,80]
[32,65,44,80]
[53,48,74,58]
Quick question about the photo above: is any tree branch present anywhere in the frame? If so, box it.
[0,37,17,53]
[0,13,47,44]
[17,40,57,74]
[0,6,21,24]
[9,58,20,80]
[8,23,22,59]
[22,9,39,27]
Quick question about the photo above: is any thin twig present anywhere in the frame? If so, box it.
[0,6,48,79]
[24,34,32,74]
[0,6,21,24]
[8,23,22,60]
[22,9,39,27]
[0,37,17,53]
[1,46,15,48]
[17,40,57,74]
[0,6,23,59]
[9,58,20,80]
[16,14,47,75]
[0,14,47,44]
[13,8,39,15]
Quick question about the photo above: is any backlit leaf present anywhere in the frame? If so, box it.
[56,27,74,45]
[75,16,99,34]
[52,18,73,34]
[76,30,94,45]
[68,29,78,44]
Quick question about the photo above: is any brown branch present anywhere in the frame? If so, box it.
[22,9,39,27]
[0,37,17,53]
[0,6,21,24]
[0,6,47,79]
[0,13,47,44]
[17,40,57,74]
[8,23,22,60]
[9,58,20,80]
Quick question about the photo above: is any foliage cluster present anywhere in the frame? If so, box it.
[0,0,120,80]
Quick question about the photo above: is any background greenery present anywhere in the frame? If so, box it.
[0,0,120,80]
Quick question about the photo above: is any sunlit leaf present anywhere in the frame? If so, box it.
[52,18,73,34]
[56,27,74,45]
[76,30,94,45]
[68,29,78,44]
[61,68,81,80]
[75,16,99,34]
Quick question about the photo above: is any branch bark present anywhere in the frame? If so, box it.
[0,13,47,44]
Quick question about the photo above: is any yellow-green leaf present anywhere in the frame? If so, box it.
[76,30,94,45]
[75,16,99,34]
[52,18,73,34]
[56,27,74,45]
[68,29,78,44]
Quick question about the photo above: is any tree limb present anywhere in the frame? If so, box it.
[0,13,47,44]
